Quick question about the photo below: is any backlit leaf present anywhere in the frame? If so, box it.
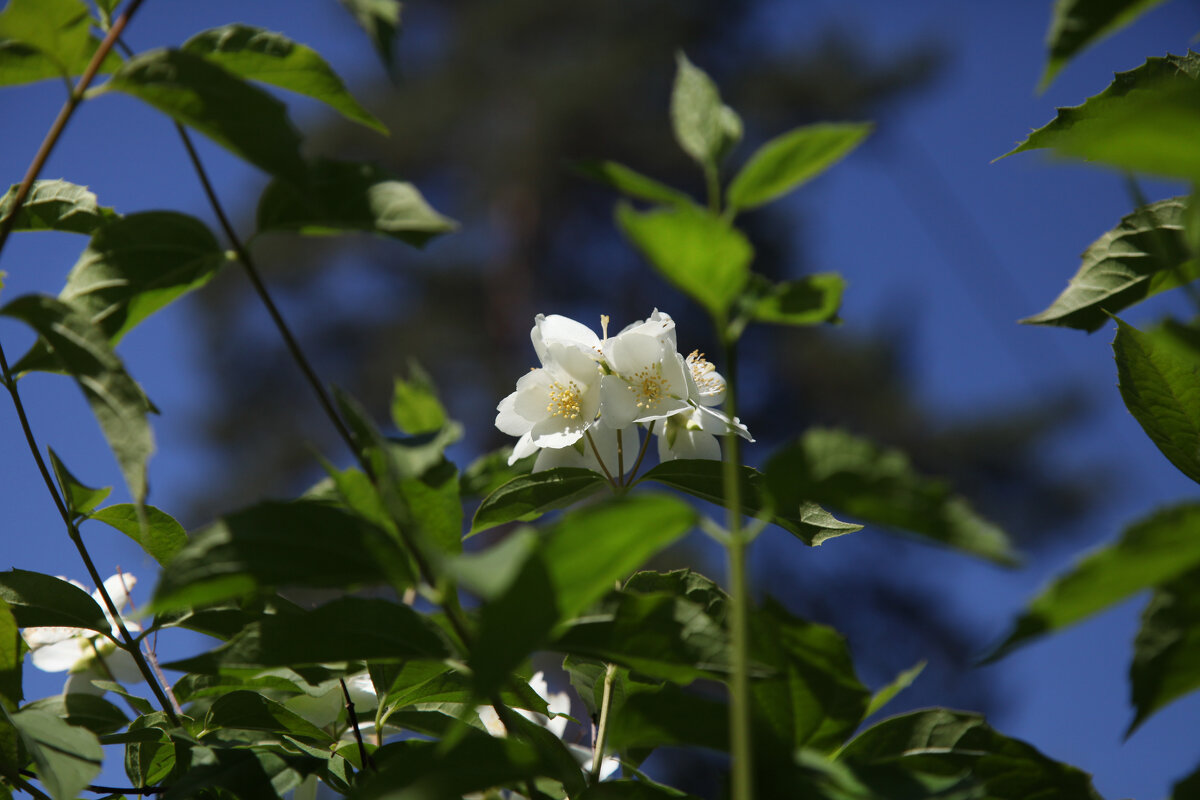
[573,160,695,207]
[471,467,609,534]
[0,0,121,85]
[0,569,108,632]
[764,428,1017,564]
[671,52,741,168]
[22,694,127,736]
[391,362,447,435]
[865,660,926,719]
[727,123,871,212]
[183,24,386,133]
[1114,317,1200,484]
[0,597,20,710]
[986,502,1200,661]
[256,157,456,247]
[1040,0,1169,90]
[47,448,111,517]
[738,273,846,331]
[202,691,334,744]
[8,708,103,800]
[338,0,402,73]
[0,180,117,235]
[617,202,752,320]
[1129,568,1200,733]
[103,48,306,183]
[1023,197,1197,332]
[88,503,187,566]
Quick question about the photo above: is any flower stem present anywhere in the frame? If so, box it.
[589,661,618,784]
[616,428,625,485]
[627,424,654,482]
[585,429,618,487]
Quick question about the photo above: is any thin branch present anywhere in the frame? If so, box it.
[585,429,617,486]
[588,662,618,784]
[340,677,376,772]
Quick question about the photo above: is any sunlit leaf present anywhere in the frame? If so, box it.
[257,157,457,247]
[88,503,187,566]
[1129,568,1200,734]
[47,448,111,517]
[0,569,108,632]
[1004,52,1200,181]
[727,123,871,212]
[152,500,408,611]
[123,715,173,788]
[471,467,609,534]
[1023,197,1197,332]
[0,597,19,710]
[8,708,102,800]
[764,428,1017,564]
[986,502,1200,661]
[22,694,127,736]
[573,160,695,207]
[2,295,154,502]
[865,660,926,719]
[391,362,446,434]
[202,691,334,744]
[183,24,386,133]
[641,459,861,545]
[616,202,752,320]
[103,48,306,183]
[671,52,741,168]
[400,458,463,555]
[1114,317,1200,484]
[1040,0,1169,90]
[736,273,846,332]
[338,0,402,73]
[0,180,117,235]
[839,708,1102,799]
[0,0,121,85]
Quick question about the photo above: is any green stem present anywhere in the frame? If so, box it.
[704,164,721,215]
[340,677,376,771]
[626,424,654,483]
[616,428,625,485]
[719,334,753,800]
[585,429,618,487]
[588,662,618,784]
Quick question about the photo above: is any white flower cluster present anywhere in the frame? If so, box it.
[496,311,751,478]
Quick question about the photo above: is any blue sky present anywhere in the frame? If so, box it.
[2,1,1200,797]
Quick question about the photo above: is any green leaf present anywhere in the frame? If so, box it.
[338,0,402,74]
[616,202,752,320]
[165,597,447,672]
[202,691,334,744]
[0,180,117,235]
[0,598,19,711]
[671,52,741,168]
[173,673,306,705]
[152,500,407,611]
[256,157,457,247]
[1040,0,1169,91]
[22,693,128,736]
[1004,52,1200,181]
[1114,318,1200,484]
[727,123,872,212]
[47,448,111,517]
[88,503,187,566]
[2,295,154,502]
[573,160,695,207]
[8,708,103,800]
[461,447,534,500]
[0,0,121,85]
[986,502,1200,661]
[399,458,463,555]
[578,782,702,800]
[182,24,386,134]
[865,660,926,719]
[1023,197,1197,332]
[1173,763,1200,800]
[103,48,306,184]
[839,709,1102,800]
[764,428,1017,564]
[471,467,609,534]
[0,569,108,632]
[391,362,447,434]
[606,681,727,754]
[161,746,290,800]
[1128,568,1200,733]
[738,273,846,330]
[123,715,174,788]
[640,459,862,545]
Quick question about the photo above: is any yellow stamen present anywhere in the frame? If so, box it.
[546,380,583,419]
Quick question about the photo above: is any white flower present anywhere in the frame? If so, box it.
[684,350,726,406]
[22,573,143,694]
[532,423,621,475]
[599,329,692,429]
[532,314,603,365]
[655,404,753,463]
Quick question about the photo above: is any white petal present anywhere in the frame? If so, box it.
[96,573,136,613]
[598,374,639,430]
[508,432,539,465]
[102,648,144,684]
[345,672,378,708]
[533,314,601,364]
[30,637,88,672]
[477,705,507,737]
[23,626,83,649]
[287,687,343,728]
[495,391,533,437]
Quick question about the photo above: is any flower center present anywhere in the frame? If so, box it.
[632,364,668,409]
[546,380,583,419]
[687,350,721,395]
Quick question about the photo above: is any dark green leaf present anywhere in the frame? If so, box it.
[2,295,154,502]
[182,24,386,133]
[165,597,447,672]
[0,0,121,85]
[738,273,846,331]
[0,569,108,632]
[728,123,872,212]
[162,746,289,800]
[173,673,305,705]
[88,503,188,567]
[1129,567,1200,733]
[986,502,1200,661]
[640,459,862,545]
[391,362,447,434]
[616,202,752,320]
[502,710,588,798]
[573,160,695,207]
[1023,197,1197,332]
[8,708,103,800]
[764,429,1017,564]
[152,500,407,611]
[338,0,402,73]
[1004,52,1200,181]
[123,715,173,788]
[578,782,702,800]
[471,467,608,534]
[0,597,20,710]
[103,48,306,183]
[1040,0,1169,90]
[460,447,534,500]
[1173,762,1200,799]
[47,448,110,517]
[202,691,334,744]
[87,681,153,715]
[256,158,457,247]
[1114,317,1200,484]
[865,660,926,718]
[22,693,127,735]
[607,681,727,754]
[379,662,544,713]
[839,709,1102,800]
[671,52,741,168]
[0,180,117,235]
[401,459,463,554]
